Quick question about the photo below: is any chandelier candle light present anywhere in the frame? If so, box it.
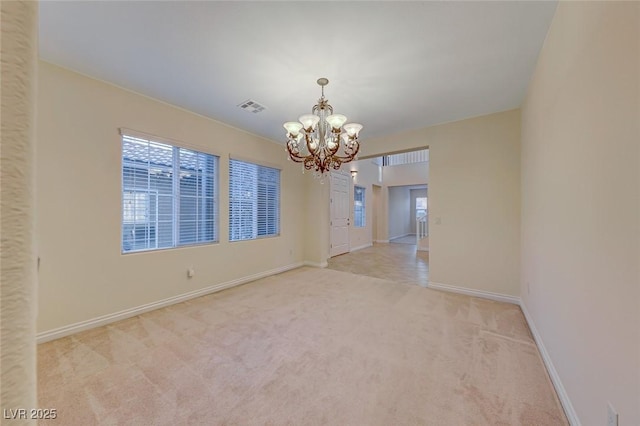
[284,78,363,177]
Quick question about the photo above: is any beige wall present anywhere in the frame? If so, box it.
[382,161,429,187]
[36,62,307,333]
[521,2,639,424]
[372,185,381,242]
[363,109,521,297]
[303,175,330,266]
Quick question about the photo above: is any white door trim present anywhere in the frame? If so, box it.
[330,170,350,257]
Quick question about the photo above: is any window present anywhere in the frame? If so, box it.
[380,149,429,166]
[354,186,365,227]
[229,159,280,241]
[121,133,218,253]
[416,196,428,219]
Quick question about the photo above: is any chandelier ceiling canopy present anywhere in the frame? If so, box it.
[284,78,363,177]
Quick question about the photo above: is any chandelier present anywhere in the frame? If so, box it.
[283,78,363,177]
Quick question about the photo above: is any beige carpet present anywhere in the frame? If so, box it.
[38,267,567,425]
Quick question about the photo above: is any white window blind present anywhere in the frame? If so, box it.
[354,186,365,228]
[121,134,218,253]
[229,159,280,241]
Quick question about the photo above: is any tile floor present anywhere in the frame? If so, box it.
[389,234,417,244]
[327,242,429,287]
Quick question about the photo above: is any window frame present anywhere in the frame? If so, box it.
[354,185,366,228]
[120,131,219,254]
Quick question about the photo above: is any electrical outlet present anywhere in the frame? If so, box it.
[187,268,195,278]
[607,402,618,426]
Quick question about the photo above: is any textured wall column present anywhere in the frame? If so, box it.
[1,0,38,419]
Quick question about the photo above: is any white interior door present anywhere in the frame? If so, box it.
[330,171,350,257]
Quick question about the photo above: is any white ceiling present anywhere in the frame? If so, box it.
[39,1,557,144]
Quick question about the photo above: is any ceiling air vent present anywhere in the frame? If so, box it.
[238,99,267,114]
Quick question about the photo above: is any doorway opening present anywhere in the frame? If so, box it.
[327,147,429,287]
[388,185,428,251]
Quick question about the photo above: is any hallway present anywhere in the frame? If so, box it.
[326,242,429,287]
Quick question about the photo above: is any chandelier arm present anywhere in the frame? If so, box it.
[286,143,308,163]
[331,142,360,162]
[304,133,318,155]
[330,154,357,163]
[303,157,316,170]
[326,129,342,156]
[288,154,306,164]
[327,143,340,157]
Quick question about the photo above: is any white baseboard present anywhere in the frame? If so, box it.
[520,302,580,426]
[375,239,389,243]
[37,262,304,344]
[428,282,576,423]
[303,260,328,268]
[350,243,372,252]
[428,281,520,305]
